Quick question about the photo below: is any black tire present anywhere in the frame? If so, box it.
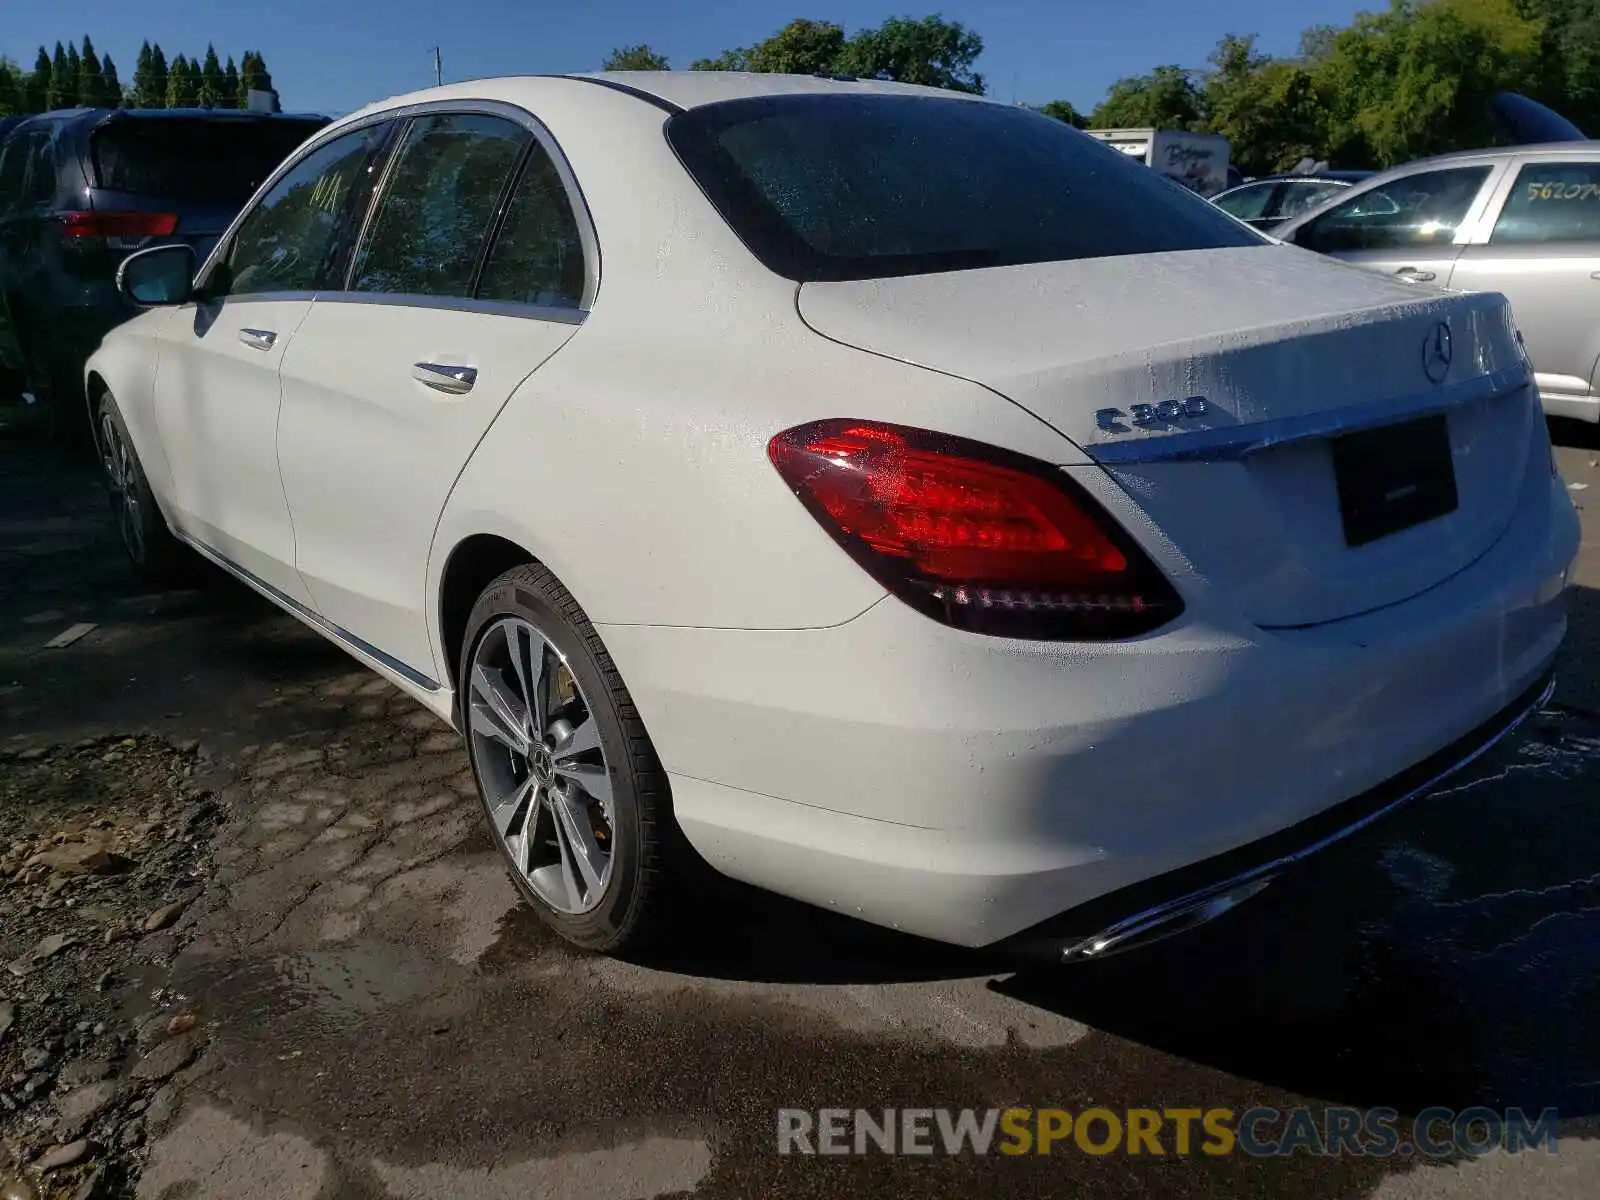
[460,562,679,953]
[96,390,188,583]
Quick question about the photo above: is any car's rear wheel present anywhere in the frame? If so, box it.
[460,563,676,952]
[97,391,187,583]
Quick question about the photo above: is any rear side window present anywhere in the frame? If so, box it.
[1295,167,1492,253]
[476,145,586,309]
[23,133,55,205]
[1491,161,1600,245]
[90,117,327,205]
[351,113,528,298]
[666,95,1261,283]
[222,123,392,296]
[0,133,31,200]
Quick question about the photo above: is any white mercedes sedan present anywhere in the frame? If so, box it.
[86,72,1578,959]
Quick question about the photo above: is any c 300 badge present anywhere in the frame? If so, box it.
[1095,396,1209,433]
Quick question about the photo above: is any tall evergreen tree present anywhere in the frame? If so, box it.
[79,36,104,107]
[148,44,169,107]
[199,44,224,108]
[64,42,81,105]
[223,56,240,108]
[47,42,69,109]
[0,60,18,118]
[166,53,197,108]
[26,47,51,113]
[101,54,121,108]
[237,50,258,105]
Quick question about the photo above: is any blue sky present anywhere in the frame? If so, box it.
[13,0,1377,117]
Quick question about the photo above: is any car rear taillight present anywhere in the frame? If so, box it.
[59,211,178,249]
[768,419,1183,639]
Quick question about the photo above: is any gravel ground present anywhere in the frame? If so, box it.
[0,736,225,1199]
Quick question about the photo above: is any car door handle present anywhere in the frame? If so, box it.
[1394,267,1436,282]
[411,362,478,395]
[238,328,277,351]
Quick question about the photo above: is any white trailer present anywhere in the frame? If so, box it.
[1084,128,1232,198]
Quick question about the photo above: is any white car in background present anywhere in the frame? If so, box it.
[86,73,1577,960]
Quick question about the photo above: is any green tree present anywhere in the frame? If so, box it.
[166,54,197,108]
[836,15,985,92]
[78,36,106,107]
[238,50,277,106]
[223,56,240,108]
[690,48,750,70]
[47,42,70,109]
[133,42,170,107]
[602,44,670,70]
[1513,0,1600,131]
[199,44,225,107]
[101,54,121,108]
[1089,64,1206,129]
[0,59,19,117]
[65,42,81,105]
[1202,33,1325,173]
[1310,0,1542,165]
[1036,99,1087,127]
[745,18,847,74]
[26,47,51,113]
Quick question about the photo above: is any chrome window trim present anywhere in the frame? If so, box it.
[175,531,442,693]
[309,290,585,325]
[1086,363,1531,465]
[197,97,600,312]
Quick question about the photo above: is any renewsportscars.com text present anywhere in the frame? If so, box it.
[776,1106,1559,1158]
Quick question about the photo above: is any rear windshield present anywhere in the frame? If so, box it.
[666,94,1262,283]
[90,116,328,205]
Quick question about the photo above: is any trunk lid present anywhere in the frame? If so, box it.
[797,245,1538,628]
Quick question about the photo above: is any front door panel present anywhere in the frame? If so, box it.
[154,296,316,606]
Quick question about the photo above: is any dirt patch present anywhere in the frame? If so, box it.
[0,736,226,1199]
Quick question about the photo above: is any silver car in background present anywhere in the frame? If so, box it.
[1274,142,1600,422]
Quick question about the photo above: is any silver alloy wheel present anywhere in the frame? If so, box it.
[100,411,144,563]
[466,616,616,915]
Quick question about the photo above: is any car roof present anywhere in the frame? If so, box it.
[1380,141,1600,171]
[345,71,994,124]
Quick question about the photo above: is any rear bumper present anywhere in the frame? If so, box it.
[1006,665,1555,961]
[600,469,1578,948]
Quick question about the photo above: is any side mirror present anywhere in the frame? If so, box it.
[117,243,197,306]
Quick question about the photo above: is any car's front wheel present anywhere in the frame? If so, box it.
[460,563,677,952]
[96,390,187,582]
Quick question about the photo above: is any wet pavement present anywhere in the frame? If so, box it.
[2,426,1600,1198]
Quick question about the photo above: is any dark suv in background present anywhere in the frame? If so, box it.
[0,107,329,440]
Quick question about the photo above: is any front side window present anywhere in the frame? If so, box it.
[476,144,587,309]
[1491,161,1600,245]
[667,95,1261,283]
[1295,167,1492,253]
[350,113,528,298]
[221,122,392,297]
[1213,182,1276,222]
